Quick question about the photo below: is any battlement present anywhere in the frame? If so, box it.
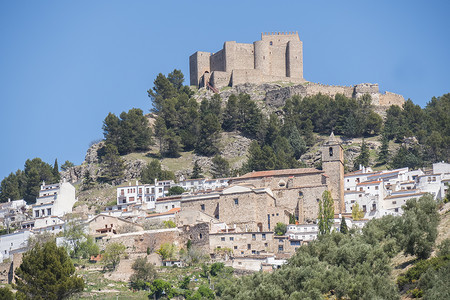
[261,31,299,37]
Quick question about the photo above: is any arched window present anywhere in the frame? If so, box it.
[329,147,333,157]
[269,41,273,46]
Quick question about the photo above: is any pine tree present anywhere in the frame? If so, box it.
[353,139,370,170]
[99,144,125,184]
[14,241,84,299]
[210,155,231,179]
[377,136,390,165]
[340,216,348,234]
[191,160,203,179]
[53,159,60,182]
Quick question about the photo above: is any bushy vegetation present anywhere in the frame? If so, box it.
[14,241,84,299]
[216,194,441,299]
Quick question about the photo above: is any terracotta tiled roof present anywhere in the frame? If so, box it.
[238,168,322,179]
[357,180,382,186]
[385,192,426,200]
[147,207,180,218]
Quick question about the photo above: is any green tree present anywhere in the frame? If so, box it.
[391,145,423,169]
[53,159,60,182]
[149,279,175,300]
[156,243,176,261]
[23,158,57,204]
[274,222,287,236]
[130,256,157,290]
[318,190,334,235]
[82,170,95,190]
[60,160,74,171]
[0,287,14,300]
[98,144,125,184]
[191,160,203,179]
[148,73,178,113]
[210,155,231,179]
[400,194,439,259]
[196,113,220,156]
[168,186,185,196]
[354,139,370,170]
[377,136,390,165]
[14,241,84,300]
[76,236,99,259]
[0,171,22,202]
[102,242,126,270]
[222,94,239,131]
[140,160,175,184]
[352,203,365,220]
[340,216,349,234]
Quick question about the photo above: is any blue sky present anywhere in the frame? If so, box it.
[0,0,449,181]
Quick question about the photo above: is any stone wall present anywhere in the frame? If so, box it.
[379,91,405,107]
[210,231,275,256]
[265,82,404,108]
[99,228,180,254]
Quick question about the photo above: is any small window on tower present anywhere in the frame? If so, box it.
[269,41,273,45]
[329,147,333,157]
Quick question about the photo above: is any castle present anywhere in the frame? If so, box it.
[189,32,405,107]
[190,32,305,89]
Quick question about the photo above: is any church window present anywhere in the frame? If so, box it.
[329,147,333,157]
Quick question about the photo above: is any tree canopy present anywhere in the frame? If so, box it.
[14,241,84,300]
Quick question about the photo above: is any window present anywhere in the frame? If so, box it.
[252,250,256,254]
[395,208,399,212]
[234,198,239,205]
[262,234,266,240]
[138,188,142,194]
[35,210,39,218]
[329,147,333,157]
[230,237,234,241]
[278,245,284,252]
[392,201,397,204]
[252,234,256,240]
[290,241,300,246]
[221,237,225,241]
[47,208,51,216]
[146,188,149,193]
[362,205,367,212]
[201,204,205,211]
[264,243,268,247]
[347,179,349,182]
[234,246,238,249]
[375,186,379,190]
[247,244,251,250]
[269,41,273,45]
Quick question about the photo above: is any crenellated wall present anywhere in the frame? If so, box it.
[190,32,305,89]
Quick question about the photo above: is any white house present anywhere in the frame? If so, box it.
[0,230,33,262]
[116,180,173,210]
[32,180,76,218]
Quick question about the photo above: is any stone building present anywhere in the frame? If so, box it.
[180,134,345,230]
[190,32,305,89]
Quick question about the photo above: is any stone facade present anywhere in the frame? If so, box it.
[322,133,345,213]
[210,231,275,257]
[190,32,305,89]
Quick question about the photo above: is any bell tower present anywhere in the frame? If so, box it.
[322,132,345,213]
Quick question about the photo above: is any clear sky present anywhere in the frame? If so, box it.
[0,0,449,181]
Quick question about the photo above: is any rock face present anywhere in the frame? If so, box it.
[61,141,147,185]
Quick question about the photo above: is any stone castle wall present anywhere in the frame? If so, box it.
[190,32,304,88]
[265,82,405,108]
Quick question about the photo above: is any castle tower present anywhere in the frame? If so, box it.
[322,133,345,214]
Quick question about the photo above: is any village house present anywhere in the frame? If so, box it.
[344,162,450,218]
[32,180,76,219]
[87,214,144,237]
